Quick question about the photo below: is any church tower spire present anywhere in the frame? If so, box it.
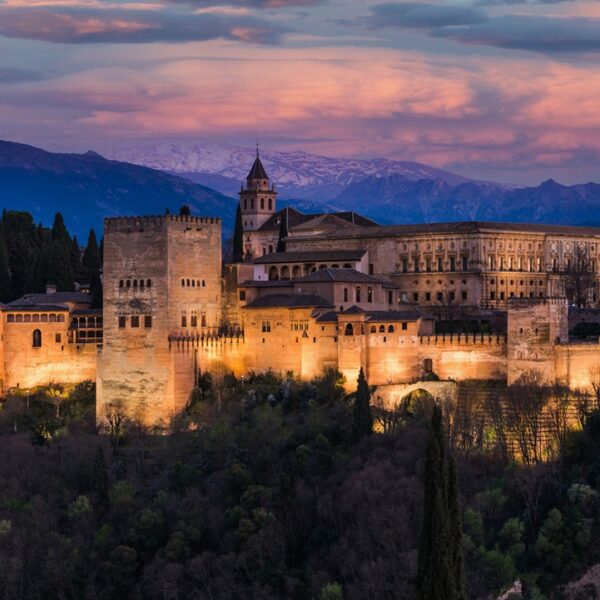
[239,146,277,259]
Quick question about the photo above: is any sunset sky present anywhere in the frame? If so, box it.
[1,0,599,184]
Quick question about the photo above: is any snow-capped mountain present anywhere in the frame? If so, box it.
[99,141,481,199]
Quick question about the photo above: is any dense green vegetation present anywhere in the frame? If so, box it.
[1,372,600,599]
[0,210,102,303]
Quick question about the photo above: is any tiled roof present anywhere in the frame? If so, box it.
[71,309,103,316]
[291,220,600,241]
[6,291,91,308]
[294,268,398,287]
[239,279,294,288]
[365,310,422,322]
[244,294,334,309]
[4,304,69,312]
[315,311,338,323]
[257,208,378,233]
[253,250,366,264]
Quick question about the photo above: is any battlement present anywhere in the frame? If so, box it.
[419,334,507,346]
[507,297,568,309]
[104,215,221,232]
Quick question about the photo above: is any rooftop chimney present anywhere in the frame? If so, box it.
[46,284,57,295]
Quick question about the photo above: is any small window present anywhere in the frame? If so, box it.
[186,279,190,287]
[388,325,394,333]
[7,314,14,323]
[140,279,144,288]
[126,280,131,288]
[147,279,152,287]
[344,288,348,303]
[268,198,272,210]
[181,316,187,328]
[201,314,207,328]
[388,291,393,305]
[133,279,138,288]
[370,325,376,333]
[367,287,373,303]
[262,320,271,333]
[425,292,431,302]
[32,329,42,348]
[239,290,246,301]
[119,280,124,288]
[192,280,196,287]
[181,278,185,286]
[144,315,152,328]
[462,291,467,301]
[355,286,361,303]
[344,323,353,336]
[131,316,140,328]
[379,325,385,333]
[55,333,61,343]
[402,322,408,331]
[202,280,206,287]
[191,315,198,327]
[424,358,433,373]
[118,316,126,328]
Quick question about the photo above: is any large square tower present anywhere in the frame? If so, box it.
[97,214,221,426]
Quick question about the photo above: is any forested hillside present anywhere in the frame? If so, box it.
[0,372,599,599]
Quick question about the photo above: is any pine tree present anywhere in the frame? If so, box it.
[232,203,244,263]
[47,213,74,292]
[416,404,466,600]
[352,367,373,440]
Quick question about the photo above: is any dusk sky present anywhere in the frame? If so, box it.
[1,0,600,184]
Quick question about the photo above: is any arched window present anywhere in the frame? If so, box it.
[370,325,376,333]
[260,198,264,209]
[244,199,247,210]
[344,323,353,336]
[201,314,207,328]
[250,198,254,210]
[379,325,385,333]
[202,280,206,287]
[268,245,273,254]
[292,265,301,278]
[186,279,190,287]
[119,280,124,288]
[355,286,361,302]
[192,280,196,287]
[147,279,152,287]
[388,325,394,333]
[343,263,352,269]
[268,198,272,210]
[133,279,138,287]
[126,280,131,287]
[181,278,185,286]
[140,279,144,288]
[269,266,279,281]
[281,266,290,280]
[32,329,42,348]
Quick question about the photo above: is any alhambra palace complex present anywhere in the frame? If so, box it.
[3,154,600,425]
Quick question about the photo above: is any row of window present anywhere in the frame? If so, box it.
[181,315,207,328]
[401,256,468,274]
[181,278,206,288]
[7,313,65,323]
[397,291,469,303]
[242,197,273,211]
[119,279,152,289]
[490,291,545,301]
[118,315,152,328]
[343,286,374,303]
[343,323,407,336]
[71,316,102,328]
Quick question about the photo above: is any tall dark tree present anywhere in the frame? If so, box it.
[91,446,109,513]
[47,213,74,292]
[276,207,289,253]
[83,229,102,307]
[179,205,191,216]
[417,404,466,600]
[232,203,244,263]
[0,223,11,302]
[2,210,38,298]
[70,235,83,283]
[352,367,373,440]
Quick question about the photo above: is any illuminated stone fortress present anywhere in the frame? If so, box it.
[3,153,600,426]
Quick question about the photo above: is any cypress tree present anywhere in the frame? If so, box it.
[47,213,74,292]
[352,367,373,440]
[70,235,83,283]
[416,404,466,600]
[3,211,38,298]
[0,222,12,302]
[83,229,102,307]
[232,203,244,263]
[276,207,289,253]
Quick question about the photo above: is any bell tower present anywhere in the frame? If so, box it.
[239,146,277,233]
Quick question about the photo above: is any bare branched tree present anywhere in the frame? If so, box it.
[103,403,128,455]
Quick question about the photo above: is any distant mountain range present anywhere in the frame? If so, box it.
[0,140,237,239]
[2,139,600,241]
